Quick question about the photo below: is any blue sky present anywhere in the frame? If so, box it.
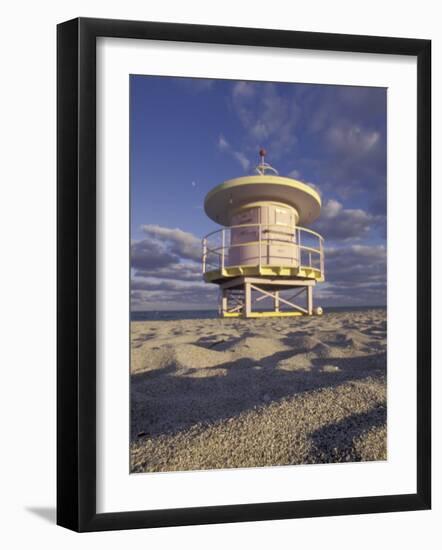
[130,75,387,311]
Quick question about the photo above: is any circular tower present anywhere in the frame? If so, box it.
[202,150,325,318]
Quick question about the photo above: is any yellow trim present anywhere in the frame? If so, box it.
[204,265,324,283]
[205,175,322,209]
[247,311,304,318]
[222,311,304,318]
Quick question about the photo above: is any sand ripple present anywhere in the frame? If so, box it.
[130,309,387,472]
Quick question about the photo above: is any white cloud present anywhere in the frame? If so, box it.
[131,226,217,310]
[131,239,177,270]
[131,223,386,309]
[130,282,217,310]
[318,244,387,305]
[232,81,255,99]
[233,151,250,171]
[134,262,201,281]
[288,169,301,179]
[323,199,343,217]
[312,199,374,241]
[218,134,230,152]
[132,277,207,292]
[141,224,201,262]
[326,124,380,157]
[231,81,300,158]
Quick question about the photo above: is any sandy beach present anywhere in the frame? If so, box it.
[130,309,386,473]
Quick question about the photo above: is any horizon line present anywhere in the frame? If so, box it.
[132,304,387,313]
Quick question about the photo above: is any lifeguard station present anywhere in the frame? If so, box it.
[202,149,325,318]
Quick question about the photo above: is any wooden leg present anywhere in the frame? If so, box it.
[274,290,280,312]
[221,289,227,317]
[307,285,313,315]
[245,282,252,318]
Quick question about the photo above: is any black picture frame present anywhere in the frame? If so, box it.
[57,17,431,532]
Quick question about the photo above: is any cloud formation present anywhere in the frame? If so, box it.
[231,81,300,158]
[218,82,386,222]
[141,224,201,262]
[131,238,177,270]
[326,244,386,284]
[131,285,217,310]
[301,87,386,211]
[325,124,381,157]
[134,262,201,281]
[131,225,216,310]
[131,221,387,309]
[130,283,217,311]
[317,244,387,306]
[131,220,387,310]
[132,277,207,292]
[312,199,375,241]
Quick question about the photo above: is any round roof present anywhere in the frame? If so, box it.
[204,175,322,226]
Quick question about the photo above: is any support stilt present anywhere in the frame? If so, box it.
[221,289,227,316]
[245,282,252,318]
[307,285,313,316]
[274,291,280,313]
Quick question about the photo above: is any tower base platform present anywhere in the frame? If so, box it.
[218,276,317,319]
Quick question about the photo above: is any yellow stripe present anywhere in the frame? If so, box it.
[204,265,324,283]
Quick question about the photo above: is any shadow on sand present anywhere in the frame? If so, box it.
[307,403,387,463]
[131,348,386,443]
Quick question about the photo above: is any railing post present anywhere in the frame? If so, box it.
[202,238,207,274]
[221,229,225,272]
[298,227,302,266]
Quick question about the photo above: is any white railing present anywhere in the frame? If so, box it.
[202,223,324,278]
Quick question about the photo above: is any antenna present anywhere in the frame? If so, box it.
[259,147,266,165]
[256,148,278,176]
